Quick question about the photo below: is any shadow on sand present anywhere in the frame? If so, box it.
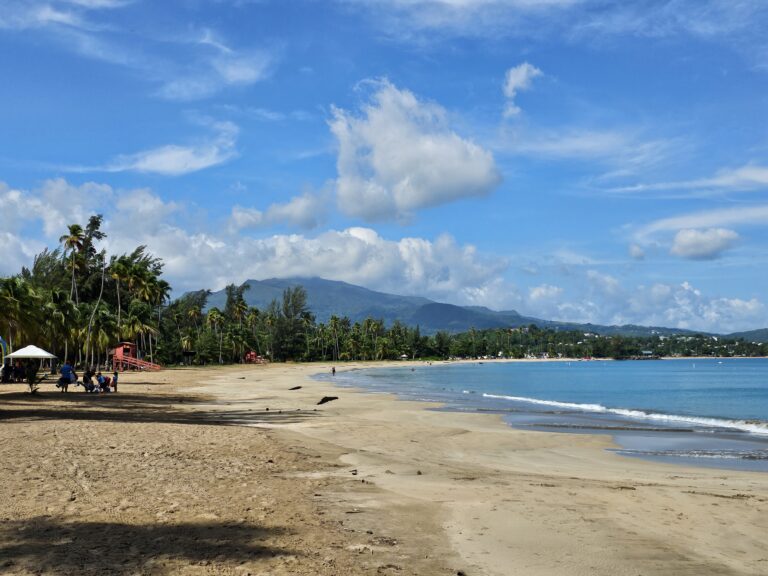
[0,516,293,575]
[0,391,320,427]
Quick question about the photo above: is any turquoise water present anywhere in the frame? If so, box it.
[319,359,768,472]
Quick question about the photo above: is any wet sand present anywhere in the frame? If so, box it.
[2,362,768,575]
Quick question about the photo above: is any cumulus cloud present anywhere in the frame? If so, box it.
[0,178,510,306]
[518,271,766,333]
[72,120,238,176]
[230,191,328,231]
[626,281,763,333]
[5,177,767,333]
[670,228,739,260]
[119,222,508,304]
[502,62,542,117]
[330,80,501,221]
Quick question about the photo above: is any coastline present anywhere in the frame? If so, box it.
[192,361,768,575]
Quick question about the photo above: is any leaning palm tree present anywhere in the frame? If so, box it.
[59,224,84,304]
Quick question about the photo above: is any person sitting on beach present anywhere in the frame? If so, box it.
[81,370,97,393]
[96,372,109,392]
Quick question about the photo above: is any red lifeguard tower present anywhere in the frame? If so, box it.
[244,351,266,364]
[111,342,162,371]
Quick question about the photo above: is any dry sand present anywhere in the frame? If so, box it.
[2,362,768,575]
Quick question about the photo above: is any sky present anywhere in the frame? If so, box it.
[1,0,768,333]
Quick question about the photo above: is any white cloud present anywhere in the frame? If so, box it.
[4,177,767,333]
[159,51,271,100]
[342,0,581,40]
[636,204,768,240]
[502,62,542,117]
[0,2,273,100]
[504,128,676,173]
[74,120,238,176]
[626,281,764,333]
[344,1,768,69]
[629,243,645,260]
[330,80,501,221]
[518,271,767,333]
[0,0,131,30]
[586,269,620,296]
[230,191,328,231]
[670,228,739,260]
[0,178,509,304]
[121,221,508,304]
[612,164,768,195]
[573,1,768,42]
[529,283,563,302]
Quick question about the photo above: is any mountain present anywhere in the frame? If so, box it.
[726,328,768,343]
[205,277,432,325]
[200,277,713,336]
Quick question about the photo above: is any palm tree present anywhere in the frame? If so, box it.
[59,224,84,304]
[206,308,224,363]
[109,257,130,340]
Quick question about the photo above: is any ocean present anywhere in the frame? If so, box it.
[316,358,768,472]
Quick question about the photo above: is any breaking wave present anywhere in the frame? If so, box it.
[482,393,768,436]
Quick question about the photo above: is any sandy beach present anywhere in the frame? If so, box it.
[2,362,768,575]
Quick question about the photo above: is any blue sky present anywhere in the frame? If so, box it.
[2,0,768,333]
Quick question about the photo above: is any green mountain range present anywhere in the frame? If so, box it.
[198,277,768,339]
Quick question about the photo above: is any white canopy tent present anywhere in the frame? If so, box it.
[6,345,57,359]
[4,345,57,393]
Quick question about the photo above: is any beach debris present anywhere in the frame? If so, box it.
[289,386,302,390]
[317,396,339,405]
[416,470,422,476]
[457,571,468,576]
[351,469,358,475]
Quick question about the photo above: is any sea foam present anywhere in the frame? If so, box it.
[482,393,768,436]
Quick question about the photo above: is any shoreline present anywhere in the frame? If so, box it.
[191,361,768,575]
[324,359,768,468]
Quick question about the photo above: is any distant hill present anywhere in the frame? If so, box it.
[410,303,512,331]
[726,328,768,343]
[200,277,720,337]
[205,277,432,325]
